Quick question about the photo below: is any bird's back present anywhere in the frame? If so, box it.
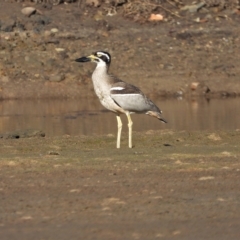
[110,81,161,114]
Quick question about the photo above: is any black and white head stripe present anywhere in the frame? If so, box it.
[94,51,111,64]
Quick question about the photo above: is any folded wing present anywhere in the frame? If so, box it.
[110,82,161,113]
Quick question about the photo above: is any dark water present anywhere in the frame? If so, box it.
[0,98,239,136]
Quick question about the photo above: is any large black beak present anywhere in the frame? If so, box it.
[75,57,90,62]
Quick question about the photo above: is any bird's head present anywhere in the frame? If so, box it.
[75,51,111,66]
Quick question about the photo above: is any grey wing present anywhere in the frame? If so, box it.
[110,82,160,113]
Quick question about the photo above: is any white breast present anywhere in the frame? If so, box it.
[91,65,124,113]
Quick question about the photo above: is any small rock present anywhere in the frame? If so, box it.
[69,189,80,193]
[199,176,215,181]
[175,90,183,97]
[51,28,59,33]
[189,82,210,94]
[86,0,101,7]
[194,17,208,23]
[217,197,226,202]
[208,133,221,141]
[163,143,172,147]
[21,7,36,17]
[94,11,104,21]
[194,17,201,23]
[175,160,183,164]
[49,74,65,82]
[106,7,117,16]
[149,14,164,21]
[55,48,65,52]
[181,2,206,13]
[221,151,231,156]
[172,230,181,236]
[48,151,59,155]
[190,82,200,90]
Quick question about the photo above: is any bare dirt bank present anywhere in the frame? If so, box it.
[0,1,240,99]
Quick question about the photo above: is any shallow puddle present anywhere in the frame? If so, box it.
[0,97,239,136]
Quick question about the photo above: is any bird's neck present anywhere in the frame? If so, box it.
[93,63,109,77]
[92,63,110,92]
[96,62,109,71]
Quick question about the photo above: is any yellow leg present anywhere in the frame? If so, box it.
[116,115,122,148]
[126,112,133,148]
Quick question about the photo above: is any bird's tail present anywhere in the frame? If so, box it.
[146,111,167,123]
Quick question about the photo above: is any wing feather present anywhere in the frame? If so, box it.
[110,82,159,113]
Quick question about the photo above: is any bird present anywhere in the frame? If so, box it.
[75,51,167,148]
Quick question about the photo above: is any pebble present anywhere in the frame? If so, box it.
[21,7,36,17]
[86,0,101,7]
[199,176,215,181]
[51,28,59,33]
[49,74,65,82]
[208,133,221,141]
[48,151,59,155]
[149,14,164,21]
[55,48,65,52]
[190,82,200,90]
[181,3,206,13]
[94,11,104,21]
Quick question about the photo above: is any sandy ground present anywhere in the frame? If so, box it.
[1,130,240,239]
[1,1,240,239]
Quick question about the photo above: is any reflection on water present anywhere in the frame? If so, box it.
[0,98,240,136]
